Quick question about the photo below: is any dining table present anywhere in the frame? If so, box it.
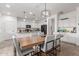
[14,34,63,56]
[19,36,45,49]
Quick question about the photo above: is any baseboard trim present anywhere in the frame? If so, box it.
[0,39,11,43]
[62,41,76,46]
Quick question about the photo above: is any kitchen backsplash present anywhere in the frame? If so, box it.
[57,27,76,33]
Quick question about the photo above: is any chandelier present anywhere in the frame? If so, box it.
[41,3,50,18]
[41,10,50,17]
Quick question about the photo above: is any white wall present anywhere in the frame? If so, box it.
[0,16,6,41]
[76,7,79,45]
[58,11,77,27]
[40,19,47,25]
[0,16,17,42]
[17,20,41,28]
[58,10,78,44]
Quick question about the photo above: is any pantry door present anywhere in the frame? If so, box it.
[47,15,58,35]
[0,17,6,42]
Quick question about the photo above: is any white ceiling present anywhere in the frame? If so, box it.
[0,3,79,21]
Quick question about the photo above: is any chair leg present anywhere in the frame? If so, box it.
[59,45,61,52]
[14,47,16,56]
[57,45,61,52]
[59,39,61,52]
[53,48,57,56]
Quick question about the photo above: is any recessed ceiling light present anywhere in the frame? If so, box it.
[23,19,26,21]
[0,13,2,16]
[25,16,27,18]
[29,12,32,15]
[7,12,11,15]
[5,4,11,8]
[42,15,45,17]
[33,21,35,23]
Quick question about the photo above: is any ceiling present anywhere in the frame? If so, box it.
[0,3,79,21]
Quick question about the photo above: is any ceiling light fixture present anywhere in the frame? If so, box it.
[42,10,50,17]
[41,3,50,18]
[23,11,27,22]
[0,13,2,16]
[23,19,26,21]
[24,11,28,19]
[7,12,11,15]
[25,16,27,18]
[5,4,11,8]
[29,11,32,15]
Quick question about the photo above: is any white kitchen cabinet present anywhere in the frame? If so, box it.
[61,33,77,44]
[0,17,6,42]
[0,16,17,42]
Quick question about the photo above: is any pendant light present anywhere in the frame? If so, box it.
[23,11,27,21]
[41,3,50,18]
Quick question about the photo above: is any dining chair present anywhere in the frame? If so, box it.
[12,35,34,56]
[40,35,56,56]
[53,34,62,55]
[30,32,41,55]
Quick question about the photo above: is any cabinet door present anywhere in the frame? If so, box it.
[5,19,17,39]
[0,16,17,41]
[47,15,58,35]
[0,18,6,41]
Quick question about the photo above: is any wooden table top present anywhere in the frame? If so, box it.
[19,36,45,48]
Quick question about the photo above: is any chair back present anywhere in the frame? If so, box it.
[12,36,22,56]
[54,34,61,47]
[43,35,55,52]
